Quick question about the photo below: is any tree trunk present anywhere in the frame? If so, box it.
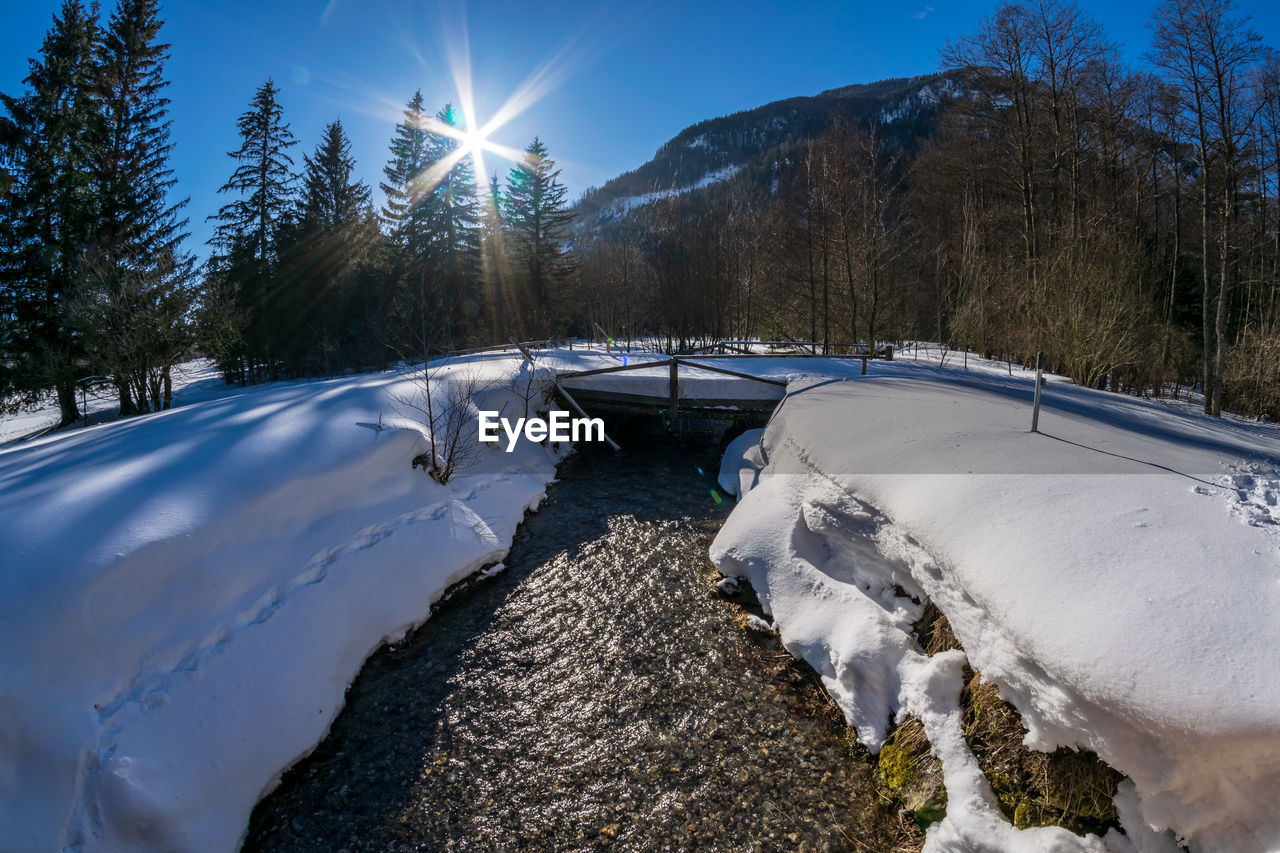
[1213,201,1230,416]
[117,381,137,417]
[56,380,80,427]
[1201,163,1213,414]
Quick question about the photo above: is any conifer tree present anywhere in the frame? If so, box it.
[480,172,511,337]
[208,79,296,381]
[424,103,480,346]
[423,104,480,261]
[79,0,194,414]
[0,0,99,424]
[380,96,479,353]
[380,90,431,251]
[502,137,577,335]
[277,118,377,373]
[380,91,435,358]
[299,120,372,231]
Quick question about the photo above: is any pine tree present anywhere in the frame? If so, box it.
[424,103,480,346]
[0,0,99,424]
[277,118,377,373]
[424,104,480,261]
[208,79,297,381]
[380,91,434,359]
[380,96,480,354]
[502,137,577,335]
[480,172,512,337]
[380,90,431,251]
[79,0,194,415]
[299,120,372,231]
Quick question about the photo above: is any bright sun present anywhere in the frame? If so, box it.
[417,106,525,196]
[391,16,572,195]
[461,124,487,163]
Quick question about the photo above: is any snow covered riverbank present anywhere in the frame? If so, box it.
[8,342,1280,852]
[0,354,594,852]
[1,342,829,852]
[711,363,1280,852]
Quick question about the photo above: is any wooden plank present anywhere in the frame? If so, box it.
[676,353,874,360]
[672,358,788,386]
[1031,350,1044,433]
[566,386,780,408]
[508,336,537,363]
[669,358,679,429]
[565,388,780,414]
[554,384,621,451]
[557,358,672,380]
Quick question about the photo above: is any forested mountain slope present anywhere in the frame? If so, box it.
[576,72,960,224]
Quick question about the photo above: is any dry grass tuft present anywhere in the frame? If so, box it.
[912,602,960,655]
[876,602,1123,845]
[962,673,1122,835]
[876,716,947,836]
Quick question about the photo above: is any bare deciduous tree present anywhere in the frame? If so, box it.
[393,365,488,485]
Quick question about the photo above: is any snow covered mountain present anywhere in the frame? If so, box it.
[576,72,962,226]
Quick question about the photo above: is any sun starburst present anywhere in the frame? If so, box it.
[315,6,598,198]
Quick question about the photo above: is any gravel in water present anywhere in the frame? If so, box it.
[245,428,903,852]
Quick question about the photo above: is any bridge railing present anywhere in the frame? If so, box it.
[554,356,798,446]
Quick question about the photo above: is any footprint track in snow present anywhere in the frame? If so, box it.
[1201,463,1280,535]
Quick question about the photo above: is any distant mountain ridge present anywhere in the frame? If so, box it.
[576,71,963,225]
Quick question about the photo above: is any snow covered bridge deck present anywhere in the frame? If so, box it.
[555,356,786,419]
[551,351,891,425]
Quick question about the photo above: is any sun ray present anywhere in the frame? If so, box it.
[407,145,470,200]
[319,2,630,206]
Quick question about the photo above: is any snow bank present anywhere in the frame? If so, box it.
[0,356,579,852]
[711,364,1280,852]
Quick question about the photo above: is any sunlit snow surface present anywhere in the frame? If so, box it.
[0,351,599,852]
[712,353,1280,852]
[4,345,1280,852]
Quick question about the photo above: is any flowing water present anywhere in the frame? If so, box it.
[245,424,899,852]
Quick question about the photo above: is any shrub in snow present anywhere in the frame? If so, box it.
[394,366,488,484]
[506,361,555,421]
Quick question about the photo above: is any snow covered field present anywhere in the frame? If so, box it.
[711,358,1280,852]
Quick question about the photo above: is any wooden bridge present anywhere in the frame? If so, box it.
[548,346,894,448]
[479,335,894,448]
[557,357,787,418]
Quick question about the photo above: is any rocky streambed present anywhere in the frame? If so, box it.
[245,428,901,851]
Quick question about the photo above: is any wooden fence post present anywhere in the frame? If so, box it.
[1031,350,1045,433]
[669,358,679,432]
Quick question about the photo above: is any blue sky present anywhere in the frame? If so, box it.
[3,0,1279,259]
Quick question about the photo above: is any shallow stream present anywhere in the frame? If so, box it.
[245,425,897,851]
